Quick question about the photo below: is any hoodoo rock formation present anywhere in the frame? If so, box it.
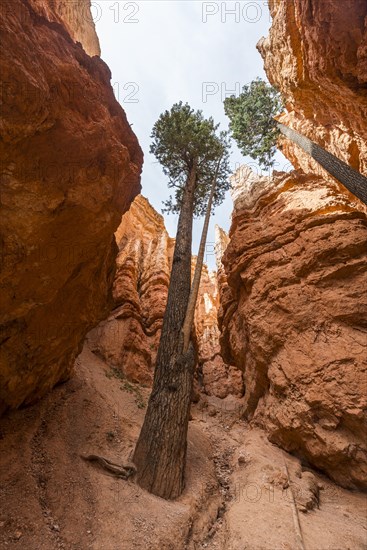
[219,165,367,490]
[257,0,367,178]
[194,264,243,399]
[0,0,143,414]
[88,196,174,385]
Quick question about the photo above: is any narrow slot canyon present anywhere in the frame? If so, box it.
[0,1,366,549]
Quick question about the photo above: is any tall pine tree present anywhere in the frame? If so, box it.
[133,102,231,499]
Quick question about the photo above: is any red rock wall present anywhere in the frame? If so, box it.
[219,165,367,489]
[27,0,101,56]
[218,0,367,490]
[0,0,142,414]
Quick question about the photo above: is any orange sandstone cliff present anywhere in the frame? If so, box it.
[0,0,143,414]
[219,166,367,490]
[27,0,101,56]
[218,0,367,490]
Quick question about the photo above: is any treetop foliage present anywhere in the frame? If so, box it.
[224,78,283,169]
[150,102,231,217]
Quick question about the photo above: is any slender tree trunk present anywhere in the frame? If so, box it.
[133,162,197,499]
[277,122,367,205]
[182,156,222,352]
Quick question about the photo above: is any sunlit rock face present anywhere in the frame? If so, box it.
[0,0,142,414]
[257,0,367,178]
[88,196,174,385]
[27,0,101,56]
[219,166,367,489]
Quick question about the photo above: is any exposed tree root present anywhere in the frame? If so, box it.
[81,454,136,480]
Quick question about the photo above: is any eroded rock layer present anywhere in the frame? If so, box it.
[0,0,142,413]
[219,166,367,489]
[257,0,367,178]
[88,196,174,385]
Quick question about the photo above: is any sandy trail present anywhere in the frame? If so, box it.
[0,344,366,550]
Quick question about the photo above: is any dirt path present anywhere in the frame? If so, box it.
[0,344,366,549]
[190,397,367,550]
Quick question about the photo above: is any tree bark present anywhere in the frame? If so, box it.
[277,122,367,205]
[132,162,197,499]
[182,156,222,352]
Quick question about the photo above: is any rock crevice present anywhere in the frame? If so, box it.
[89,196,244,398]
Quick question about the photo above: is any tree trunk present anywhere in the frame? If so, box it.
[277,122,367,205]
[182,156,222,352]
[132,162,197,500]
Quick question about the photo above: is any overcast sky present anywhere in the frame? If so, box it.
[95,1,290,268]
